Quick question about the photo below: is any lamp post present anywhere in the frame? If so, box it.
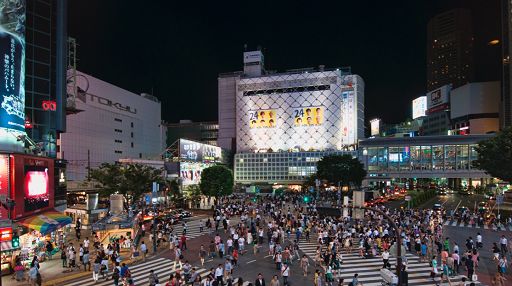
[347,205,404,285]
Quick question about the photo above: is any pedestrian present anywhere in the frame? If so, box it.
[270,275,280,286]
[61,249,67,268]
[349,273,359,286]
[300,254,309,276]
[215,264,224,285]
[28,263,38,286]
[92,257,100,282]
[281,262,290,286]
[199,244,207,266]
[140,241,147,262]
[492,272,507,286]
[382,249,390,269]
[82,249,90,271]
[430,255,438,280]
[148,269,159,286]
[255,273,266,286]
[112,268,120,286]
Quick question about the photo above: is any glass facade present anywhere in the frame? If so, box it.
[234,151,356,184]
[364,144,479,173]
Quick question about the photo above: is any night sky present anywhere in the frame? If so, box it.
[68,0,500,125]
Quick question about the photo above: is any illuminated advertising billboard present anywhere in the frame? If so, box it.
[0,154,9,220]
[370,119,380,136]
[180,162,208,185]
[341,91,356,145]
[249,109,276,128]
[0,0,25,136]
[24,166,49,212]
[179,139,221,163]
[293,107,323,126]
[427,84,451,114]
[412,96,427,119]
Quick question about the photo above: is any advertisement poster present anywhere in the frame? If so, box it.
[293,107,323,126]
[179,139,221,163]
[341,91,355,144]
[180,162,209,185]
[0,154,9,220]
[24,166,49,212]
[0,0,25,133]
[249,109,276,128]
[412,96,427,119]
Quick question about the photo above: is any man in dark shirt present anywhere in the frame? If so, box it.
[255,273,266,286]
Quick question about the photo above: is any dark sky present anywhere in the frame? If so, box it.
[68,0,500,125]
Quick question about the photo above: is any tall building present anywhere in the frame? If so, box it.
[427,9,474,91]
[165,120,218,147]
[60,71,164,182]
[503,0,512,128]
[218,50,364,186]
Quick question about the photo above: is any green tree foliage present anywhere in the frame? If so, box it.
[89,163,164,201]
[473,127,512,183]
[316,154,367,189]
[199,165,234,197]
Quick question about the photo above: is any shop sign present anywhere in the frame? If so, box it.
[0,226,12,241]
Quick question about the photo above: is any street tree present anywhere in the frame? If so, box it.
[473,127,512,183]
[316,154,367,190]
[89,163,164,202]
[199,165,234,198]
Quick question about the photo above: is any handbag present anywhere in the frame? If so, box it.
[133,251,140,257]
[472,274,478,281]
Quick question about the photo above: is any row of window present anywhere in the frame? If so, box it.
[114,118,135,128]
[243,85,330,96]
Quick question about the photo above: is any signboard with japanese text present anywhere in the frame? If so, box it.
[249,109,276,128]
[341,91,356,145]
[179,139,222,163]
[427,84,451,113]
[293,106,323,126]
[0,0,25,134]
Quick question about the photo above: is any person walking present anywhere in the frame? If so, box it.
[270,275,280,286]
[281,262,290,286]
[148,269,159,286]
[140,241,148,262]
[300,255,309,276]
[92,257,100,282]
[255,273,266,286]
[382,249,390,269]
[215,264,224,285]
[199,244,207,266]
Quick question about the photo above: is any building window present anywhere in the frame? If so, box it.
[115,140,123,143]
[131,142,134,148]
[114,118,122,122]
[114,150,123,154]
[131,122,134,128]
[115,129,122,133]
[131,132,134,138]
[139,153,142,158]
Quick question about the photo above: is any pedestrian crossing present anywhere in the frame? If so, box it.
[442,219,512,231]
[298,240,480,286]
[64,257,252,286]
[171,218,209,240]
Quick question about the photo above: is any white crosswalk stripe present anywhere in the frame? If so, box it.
[171,219,209,240]
[298,240,480,286]
[442,220,512,232]
[65,257,252,286]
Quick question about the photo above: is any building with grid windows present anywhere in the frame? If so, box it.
[219,50,365,186]
[359,134,494,189]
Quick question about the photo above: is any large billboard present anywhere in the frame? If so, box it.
[0,0,25,136]
[0,154,9,220]
[293,107,323,126]
[427,84,450,114]
[179,162,208,186]
[179,139,221,163]
[370,118,380,136]
[412,96,427,119]
[341,91,356,145]
[249,109,276,128]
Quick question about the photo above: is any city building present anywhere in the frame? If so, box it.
[59,70,165,182]
[502,0,512,128]
[450,81,500,134]
[422,85,452,135]
[219,50,365,187]
[165,120,218,147]
[359,134,494,190]
[427,9,474,91]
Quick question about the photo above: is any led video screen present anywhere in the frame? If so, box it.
[24,166,49,212]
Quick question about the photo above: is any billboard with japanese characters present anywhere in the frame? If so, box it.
[0,0,25,134]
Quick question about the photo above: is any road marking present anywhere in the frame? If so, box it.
[206,259,213,262]
[484,224,489,229]
[451,221,458,226]
[264,255,273,258]
[475,224,480,228]
[247,259,257,264]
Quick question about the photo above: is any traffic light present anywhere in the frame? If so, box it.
[303,195,310,203]
[11,233,19,248]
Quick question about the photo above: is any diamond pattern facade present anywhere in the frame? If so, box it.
[236,71,364,152]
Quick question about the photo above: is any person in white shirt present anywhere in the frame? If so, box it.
[281,262,290,285]
[382,250,390,269]
[476,233,483,249]
[214,264,224,285]
[83,238,90,249]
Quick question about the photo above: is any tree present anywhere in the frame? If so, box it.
[473,127,512,183]
[89,163,164,202]
[184,185,202,208]
[199,165,234,197]
[316,154,367,189]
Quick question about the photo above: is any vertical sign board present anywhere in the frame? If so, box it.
[0,0,26,150]
[0,154,9,220]
[341,91,356,145]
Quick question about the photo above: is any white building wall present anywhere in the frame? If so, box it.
[60,71,163,181]
[218,75,239,151]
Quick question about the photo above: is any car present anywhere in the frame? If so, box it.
[433,203,442,213]
[484,192,496,200]
[478,202,488,213]
[436,189,447,196]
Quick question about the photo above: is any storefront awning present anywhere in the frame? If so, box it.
[19,210,72,235]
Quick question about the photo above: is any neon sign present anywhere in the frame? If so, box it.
[42,100,56,111]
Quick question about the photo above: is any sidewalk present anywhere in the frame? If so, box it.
[1,228,144,286]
